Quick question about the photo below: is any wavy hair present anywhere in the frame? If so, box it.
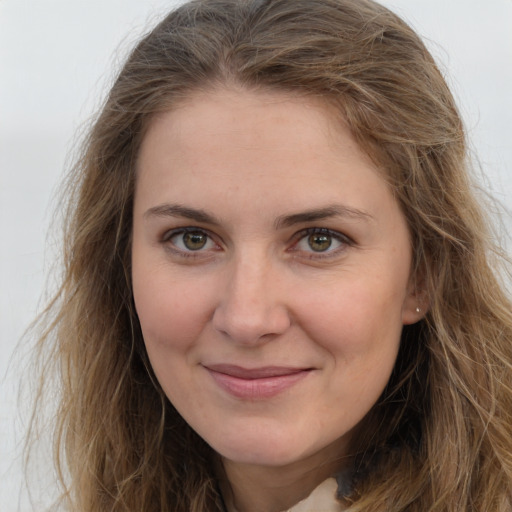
[29,0,512,510]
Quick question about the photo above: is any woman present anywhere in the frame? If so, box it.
[30,0,512,510]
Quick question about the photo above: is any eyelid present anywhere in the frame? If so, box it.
[159,225,353,261]
[162,225,205,241]
[161,226,222,256]
[289,227,354,258]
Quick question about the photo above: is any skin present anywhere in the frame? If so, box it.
[131,87,423,512]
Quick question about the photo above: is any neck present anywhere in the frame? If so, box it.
[217,446,350,512]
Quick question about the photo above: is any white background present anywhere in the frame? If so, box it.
[1,1,511,510]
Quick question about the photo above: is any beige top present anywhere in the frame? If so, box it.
[225,477,346,512]
[284,477,341,511]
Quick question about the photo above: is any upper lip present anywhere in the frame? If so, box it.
[204,364,311,379]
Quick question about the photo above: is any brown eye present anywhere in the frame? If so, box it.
[293,228,349,257]
[182,231,208,250]
[308,233,332,252]
[166,228,217,253]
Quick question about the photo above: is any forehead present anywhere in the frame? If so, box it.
[143,87,346,153]
[134,87,397,222]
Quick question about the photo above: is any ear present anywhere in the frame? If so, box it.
[401,273,430,325]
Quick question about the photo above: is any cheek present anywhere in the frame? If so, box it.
[298,275,406,365]
[132,270,217,408]
[132,266,214,355]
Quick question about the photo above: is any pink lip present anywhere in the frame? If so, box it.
[204,364,312,399]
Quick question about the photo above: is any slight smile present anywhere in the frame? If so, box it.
[203,364,313,400]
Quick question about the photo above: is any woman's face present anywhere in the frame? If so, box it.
[132,88,421,471]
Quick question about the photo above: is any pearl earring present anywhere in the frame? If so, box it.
[415,307,421,313]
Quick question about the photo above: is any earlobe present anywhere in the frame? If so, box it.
[401,276,430,325]
[402,299,428,325]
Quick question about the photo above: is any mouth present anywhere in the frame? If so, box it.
[203,364,313,399]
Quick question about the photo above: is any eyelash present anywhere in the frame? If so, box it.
[162,227,220,259]
[289,227,352,260]
[161,226,353,260]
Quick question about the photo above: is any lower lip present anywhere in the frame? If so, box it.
[206,369,311,400]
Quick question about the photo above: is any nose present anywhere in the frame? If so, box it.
[212,253,291,345]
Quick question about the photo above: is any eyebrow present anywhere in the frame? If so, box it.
[274,204,373,229]
[144,204,220,225]
[144,203,373,228]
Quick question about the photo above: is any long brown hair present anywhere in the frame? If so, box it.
[29,0,512,510]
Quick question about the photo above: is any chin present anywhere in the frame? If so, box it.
[207,427,296,466]
[220,445,302,468]
[210,426,338,469]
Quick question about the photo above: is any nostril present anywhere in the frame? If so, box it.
[212,301,291,345]
[211,259,291,344]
